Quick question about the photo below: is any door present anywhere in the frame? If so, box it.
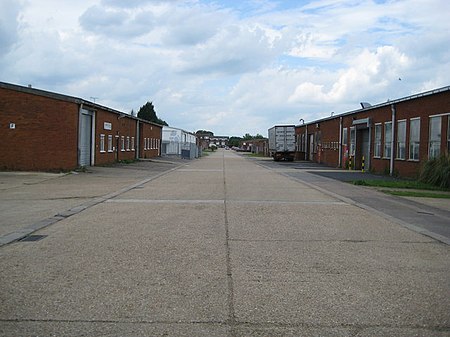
[79,109,93,167]
[361,129,370,170]
[309,134,314,161]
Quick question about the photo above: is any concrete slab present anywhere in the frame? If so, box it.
[1,150,449,336]
[230,240,449,326]
[0,160,185,244]
[0,203,228,323]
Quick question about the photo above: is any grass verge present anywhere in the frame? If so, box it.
[381,190,450,199]
[352,179,447,191]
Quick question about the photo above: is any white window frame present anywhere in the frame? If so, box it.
[126,136,130,151]
[374,123,382,158]
[108,135,113,152]
[409,117,420,161]
[429,116,441,159]
[100,134,105,153]
[121,136,125,152]
[349,127,356,156]
[131,137,135,151]
[448,118,450,155]
[383,122,392,159]
[396,119,406,160]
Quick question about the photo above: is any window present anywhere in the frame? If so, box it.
[144,138,147,150]
[100,134,105,153]
[396,120,406,160]
[429,116,441,159]
[448,118,450,154]
[121,136,125,151]
[384,122,392,158]
[108,135,113,152]
[342,128,348,147]
[126,136,130,151]
[409,118,420,160]
[349,127,356,156]
[374,124,382,158]
[131,137,135,151]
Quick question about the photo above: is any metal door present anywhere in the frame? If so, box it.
[79,110,93,166]
[309,134,314,161]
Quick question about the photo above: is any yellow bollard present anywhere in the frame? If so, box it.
[349,156,352,170]
[362,156,365,173]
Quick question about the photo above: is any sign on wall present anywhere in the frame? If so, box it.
[104,122,112,130]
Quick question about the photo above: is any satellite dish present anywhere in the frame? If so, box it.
[360,102,372,109]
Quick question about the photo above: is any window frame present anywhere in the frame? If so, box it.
[121,136,125,152]
[100,134,105,153]
[409,117,420,161]
[383,121,392,159]
[429,116,441,159]
[374,123,382,158]
[349,127,356,156]
[396,119,406,160]
[108,135,113,152]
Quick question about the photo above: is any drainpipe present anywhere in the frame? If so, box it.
[77,103,84,167]
[338,117,343,167]
[390,104,396,176]
[305,125,308,160]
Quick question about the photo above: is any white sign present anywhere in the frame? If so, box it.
[104,122,112,130]
[9,123,15,129]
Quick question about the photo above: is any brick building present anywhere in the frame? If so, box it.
[295,86,450,178]
[1,82,162,171]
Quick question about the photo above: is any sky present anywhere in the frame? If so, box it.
[1,0,449,137]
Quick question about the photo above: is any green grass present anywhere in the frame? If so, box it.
[243,152,266,157]
[352,179,447,191]
[381,190,450,198]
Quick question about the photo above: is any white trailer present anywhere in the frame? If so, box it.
[268,125,296,161]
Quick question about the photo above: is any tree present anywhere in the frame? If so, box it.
[228,136,242,147]
[137,102,168,126]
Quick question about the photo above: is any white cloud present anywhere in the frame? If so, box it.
[1,0,449,137]
[0,0,23,56]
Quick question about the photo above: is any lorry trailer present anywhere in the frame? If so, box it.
[268,125,296,161]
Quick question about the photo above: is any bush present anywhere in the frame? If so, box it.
[419,155,450,189]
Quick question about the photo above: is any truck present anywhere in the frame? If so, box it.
[268,125,296,161]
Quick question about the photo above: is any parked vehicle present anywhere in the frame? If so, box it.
[268,125,296,161]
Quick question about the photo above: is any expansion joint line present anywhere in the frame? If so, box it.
[222,151,237,334]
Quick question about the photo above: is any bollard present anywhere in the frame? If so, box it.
[362,156,365,173]
[348,156,352,170]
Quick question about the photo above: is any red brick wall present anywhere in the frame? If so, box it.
[0,87,79,171]
[316,118,340,167]
[140,122,162,159]
[295,90,450,178]
[94,110,138,165]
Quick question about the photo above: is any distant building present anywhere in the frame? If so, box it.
[162,126,198,159]
[211,136,229,148]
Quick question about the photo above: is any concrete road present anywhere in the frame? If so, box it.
[1,150,449,336]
